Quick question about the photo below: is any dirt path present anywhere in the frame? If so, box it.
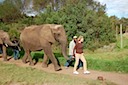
[0,57,128,85]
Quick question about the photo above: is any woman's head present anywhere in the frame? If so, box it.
[78,36,84,42]
[73,36,78,42]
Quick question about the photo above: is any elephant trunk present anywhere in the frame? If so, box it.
[61,43,69,60]
[4,39,17,46]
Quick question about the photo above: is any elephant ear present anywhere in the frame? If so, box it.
[52,25,63,34]
[0,38,3,44]
[0,31,8,44]
[40,25,56,43]
[0,31,3,44]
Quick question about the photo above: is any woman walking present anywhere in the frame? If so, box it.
[73,36,90,74]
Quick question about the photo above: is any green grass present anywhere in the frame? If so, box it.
[29,49,128,73]
[6,48,128,73]
[116,36,128,49]
[86,36,128,73]
[0,62,116,85]
[86,49,128,73]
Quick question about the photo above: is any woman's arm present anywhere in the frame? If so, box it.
[73,44,77,57]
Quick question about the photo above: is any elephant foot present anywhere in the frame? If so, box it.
[42,63,48,68]
[55,67,62,71]
[3,58,8,61]
[29,62,34,66]
[22,60,27,64]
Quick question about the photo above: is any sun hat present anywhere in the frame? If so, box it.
[73,36,77,39]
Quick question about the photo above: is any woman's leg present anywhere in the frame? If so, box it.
[79,54,87,71]
[73,54,80,72]
[78,60,83,68]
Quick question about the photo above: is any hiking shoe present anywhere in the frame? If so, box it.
[79,67,83,69]
[73,71,79,74]
[84,71,90,74]
[65,66,68,69]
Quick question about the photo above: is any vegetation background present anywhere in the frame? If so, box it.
[0,0,128,84]
[0,0,128,73]
[1,0,128,50]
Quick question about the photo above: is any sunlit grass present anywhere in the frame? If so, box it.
[0,62,116,85]
[86,49,128,73]
[12,48,128,73]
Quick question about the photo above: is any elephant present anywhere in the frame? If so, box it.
[20,24,69,71]
[0,30,17,61]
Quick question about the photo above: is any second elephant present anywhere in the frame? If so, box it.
[0,30,17,61]
[20,24,69,71]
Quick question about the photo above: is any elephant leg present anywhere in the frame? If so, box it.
[2,45,7,61]
[22,52,28,63]
[28,51,34,66]
[42,53,48,68]
[43,44,61,71]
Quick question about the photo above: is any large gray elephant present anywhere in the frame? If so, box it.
[20,24,69,71]
[0,30,17,61]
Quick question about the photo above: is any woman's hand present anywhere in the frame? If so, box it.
[73,54,75,57]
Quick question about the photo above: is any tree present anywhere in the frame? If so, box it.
[33,0,116,50]
[119,18,128,33]
[0,0,23,23]
[0,0,120,51]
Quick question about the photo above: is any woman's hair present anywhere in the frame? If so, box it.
[77,36,84,41]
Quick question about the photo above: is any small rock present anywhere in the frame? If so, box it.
[97,76,104,81]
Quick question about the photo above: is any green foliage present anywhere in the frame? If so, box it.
[86,49,128,73]
[0,0,23,23]
[33,0,116,50]
[20,16,36,26]
[0,0,126,51]
[0,22,9,31]
[8,28,20,39]
[23,48,128,73]
[116,35,128,49]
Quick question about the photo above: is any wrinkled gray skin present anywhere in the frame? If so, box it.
[20,24,69,71]
[0,30,17,61]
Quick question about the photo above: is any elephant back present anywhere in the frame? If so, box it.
[20,25,43,48]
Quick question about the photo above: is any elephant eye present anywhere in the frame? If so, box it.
[54,33,60,41]
[54,33,60,36]
[57,33,60,36]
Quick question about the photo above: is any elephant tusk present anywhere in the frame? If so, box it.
[5,44,8,47]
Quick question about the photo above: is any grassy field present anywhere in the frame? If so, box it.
[86,49,128,73]
[6,47,128,74]
[0,61,116,85]
[85,36,128,73]
[6,48,128,73]
[25,48,128,73]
